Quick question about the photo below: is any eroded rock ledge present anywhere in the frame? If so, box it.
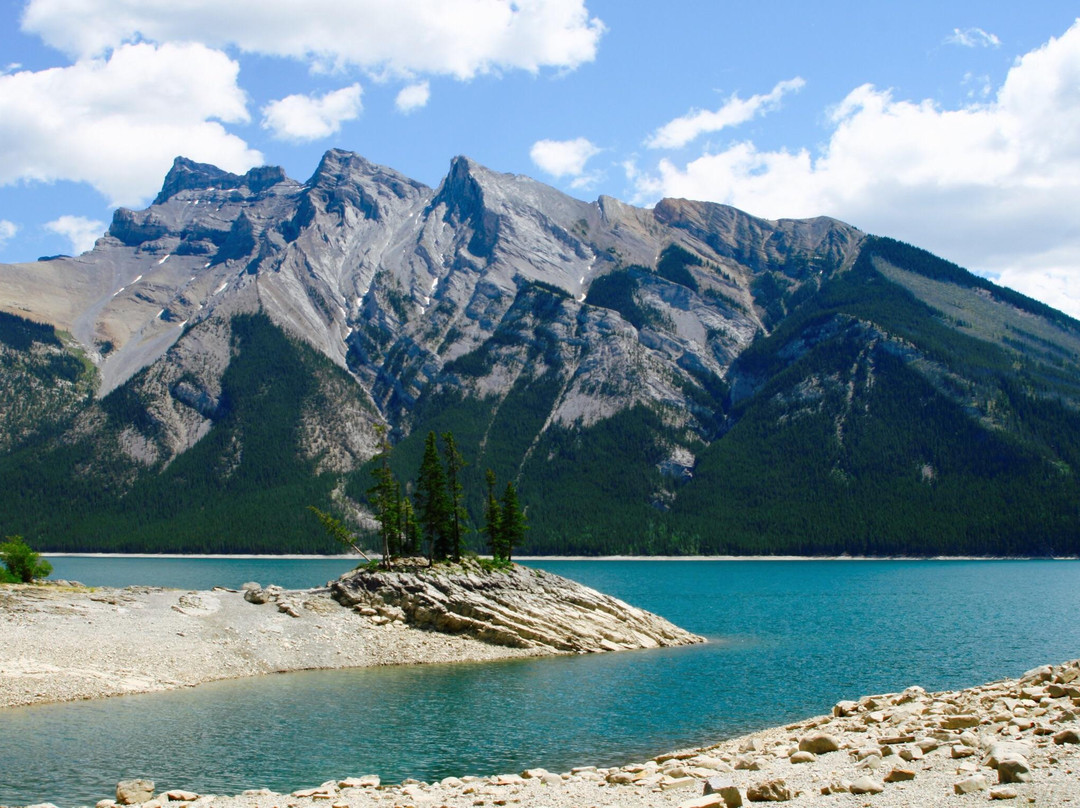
[329,559,703,652]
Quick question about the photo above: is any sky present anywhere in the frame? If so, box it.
[2,1,1080,316]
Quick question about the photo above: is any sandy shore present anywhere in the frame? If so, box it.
[0,582,546,709]
[8,659,1078,808]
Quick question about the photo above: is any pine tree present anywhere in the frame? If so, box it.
[367,426,400,564]
[401,494,421,556]
[442,432,468,562]
[500,481,527,562]
[484,469,504,559]
[415,431,451,561]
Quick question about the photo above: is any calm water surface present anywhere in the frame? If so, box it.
[2,558,1078,806]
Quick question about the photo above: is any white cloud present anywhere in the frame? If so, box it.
[21,0,605,79]
[946,27,1001,48]
[530,137,600,178]
[0,42,262,206]
[646,78,806,150]
[630,19,1080,318]
[261,84,363,142]
[45,215,106,255]
[0,220,18,248]
[395,81,430,113]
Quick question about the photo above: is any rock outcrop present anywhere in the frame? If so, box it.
[329,559,703,652]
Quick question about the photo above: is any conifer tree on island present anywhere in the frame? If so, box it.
[484,469,504,559]
[441,432,468,562]
[499,481,527,562]
[415,431,452,562]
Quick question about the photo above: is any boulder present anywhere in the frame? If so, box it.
[797,731,840,754]
[788,751,815,764]
[116,780,155,805]
[848,776,884,795]
[746,779,793,802]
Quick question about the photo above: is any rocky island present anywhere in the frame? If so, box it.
[0,559,701,709]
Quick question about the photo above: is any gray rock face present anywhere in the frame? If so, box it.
[329,560,703,653]
[0,149,863,472]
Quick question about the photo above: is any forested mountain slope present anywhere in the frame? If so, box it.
[1,152,1078,555]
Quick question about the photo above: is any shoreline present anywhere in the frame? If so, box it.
[6,659,1078,808]
[0,560,699,710]
[41,552,1080,561]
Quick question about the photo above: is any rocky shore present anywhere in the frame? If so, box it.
[0,560,701,709]
[10,659,1078,808]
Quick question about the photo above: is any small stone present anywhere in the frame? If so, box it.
[733,756,761,771]
[820,780,850,795]
[898,746,923,762]
[164,791,199,802]
[996,755,1032,784]
[605,771,638,785]
[954,775,990,795]
[702,777,743,808]
[991,786,1019,800]
[883,768,916,783]
[833,700,859,717]
[848,776,884,795]
[243,587,269,604]
[1054,728,1080,744]
[798,731,840,754]
[96,801,117,808]
[879,735,915,745]
[789,751,816,764]
[951,745,976,758]
[746,779,793,802]
[661,777,699,791]
[679,796,725,808]
[116,780,155,805]
[942,714,981,729]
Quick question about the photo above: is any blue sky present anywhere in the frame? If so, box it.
[2,2,1080,315]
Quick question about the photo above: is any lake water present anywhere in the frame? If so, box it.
[2,558,1079,806]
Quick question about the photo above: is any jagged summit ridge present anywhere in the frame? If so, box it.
[153,156,291,206]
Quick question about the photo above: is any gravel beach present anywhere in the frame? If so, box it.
[0,582,546,709]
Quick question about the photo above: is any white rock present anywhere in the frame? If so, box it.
[954,775,990,795]
[848,776,884,795]
[116,780,155,805]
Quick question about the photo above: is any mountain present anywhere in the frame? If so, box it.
[2,150,1080,556]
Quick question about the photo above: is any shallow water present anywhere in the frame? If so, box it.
[3,559,1079,806]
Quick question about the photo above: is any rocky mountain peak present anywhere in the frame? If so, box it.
[152,157,290,206]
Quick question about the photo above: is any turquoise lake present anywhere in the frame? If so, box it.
[2,558,1079,806]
